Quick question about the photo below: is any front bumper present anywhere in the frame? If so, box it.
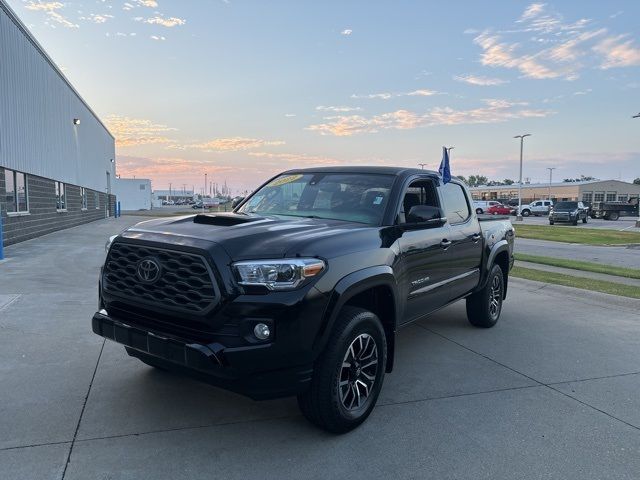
[92,310,313,400]
[549,213,575,222]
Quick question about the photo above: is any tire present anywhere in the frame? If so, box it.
[297,306,387,433]
[572,219,578,226]
[125,347,168,371]
[521,209,530,217]
[609,211,620,221]
[549,220,554,225]
[476,208,483,215]
[582,216,587,224]
[466,264,504,328]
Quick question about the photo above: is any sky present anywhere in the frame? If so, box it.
[7,0,640,193]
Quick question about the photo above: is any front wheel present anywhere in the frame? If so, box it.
[582,216,588,224]
[476,208,483,215]
[297,307,386,433]
[549,220,554,225]
[521,209,530,217]
[466,264,504,328]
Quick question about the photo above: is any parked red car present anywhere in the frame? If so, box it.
[486,204,513,215]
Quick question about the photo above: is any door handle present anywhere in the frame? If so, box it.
[472,233,481,242]
[440,239,452,249]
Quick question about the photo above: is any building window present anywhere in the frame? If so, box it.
[582,193,593,202]
[81,187,88,210]
[594,193,604,202]
[94,191,100,209]
[139,184,146,190]
[5,169,29,214]
[606,193,616,202]
[55,181,66,210]
[618,194,628,202]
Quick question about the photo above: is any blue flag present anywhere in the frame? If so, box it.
[439,146,451,184]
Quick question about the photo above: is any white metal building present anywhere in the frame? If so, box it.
[112,178,152,211]
[0,0,116,245]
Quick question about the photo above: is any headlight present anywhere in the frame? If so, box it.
[233,258,325,290]
[105,235,118,253]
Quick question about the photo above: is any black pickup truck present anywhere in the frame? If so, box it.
[94,167,515,432]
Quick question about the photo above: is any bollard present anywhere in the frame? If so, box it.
[0,210,4,260]
[117,201,121,218]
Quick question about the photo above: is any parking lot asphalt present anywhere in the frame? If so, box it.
[515,238,640,269]
[509,214,640,231]
[1,217,639,480]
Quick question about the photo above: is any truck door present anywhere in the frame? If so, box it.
[438,182,482,301]
[397,178,452,323]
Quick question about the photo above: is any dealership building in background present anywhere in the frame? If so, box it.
[0,1,116,246]
[470,179,640,204]
[112,178,152,211]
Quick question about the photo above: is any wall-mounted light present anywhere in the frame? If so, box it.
[73,118,81,125]
[110,158,114,163]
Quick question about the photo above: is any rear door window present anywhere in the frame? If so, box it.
[441,183,471,223]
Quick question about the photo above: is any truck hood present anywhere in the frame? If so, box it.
[124,213,376,260]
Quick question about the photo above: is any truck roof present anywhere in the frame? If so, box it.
[282,166,440,177]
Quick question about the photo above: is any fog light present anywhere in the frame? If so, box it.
[253,323,271,340]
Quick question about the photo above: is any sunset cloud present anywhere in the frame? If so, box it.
[139,16,186,27]
[25,1,79,28]
[105,115,177,147]
[351,89,440,100]
[471,3,639,80]
[307,99,553,136]
[316,105,362,112]
[181,137,285,152]
[454,74,509,86]
[593,35,640,69]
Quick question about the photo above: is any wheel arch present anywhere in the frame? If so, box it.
[315,266,399,373]
[480,241,511,299]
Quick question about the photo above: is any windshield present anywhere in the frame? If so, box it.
[554,202,578,210]
[237,173,395,225]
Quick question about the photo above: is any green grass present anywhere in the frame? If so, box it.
[514,253,640,280]
[514,224,640,245]
[511,266,640,299]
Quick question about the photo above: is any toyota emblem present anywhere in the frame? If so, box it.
[136,258,161,283]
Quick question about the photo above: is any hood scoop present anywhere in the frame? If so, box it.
[193,213,262,226]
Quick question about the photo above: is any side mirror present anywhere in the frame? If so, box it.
[402,205,447,228]
[232,197,245,209]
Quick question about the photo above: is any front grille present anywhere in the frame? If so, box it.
[103,243,217,314]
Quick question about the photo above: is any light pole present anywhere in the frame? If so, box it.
[546,167,556,201]
[203,173,207,212]
[418,163,428,170]
[514,134,532,221]
[634,113,640,226]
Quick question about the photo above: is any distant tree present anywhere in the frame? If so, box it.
[456,175,468,184]
[564,175,597,183]
[502,179,515,185]
[467,175,488,187]
[633,178,640,185]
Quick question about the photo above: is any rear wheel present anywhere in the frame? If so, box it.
[609,211,620,221]
[582,216,588,224]
[549,220,554,225]
[572,218,578,226]
[466,264,504,328]
[297,307,386,433]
